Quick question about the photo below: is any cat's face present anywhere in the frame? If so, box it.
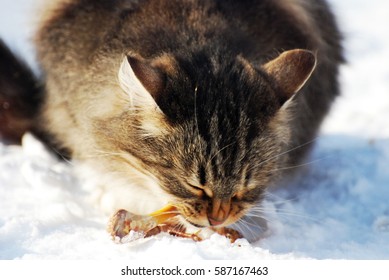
[97,49,315,228]
[138,113,284,228]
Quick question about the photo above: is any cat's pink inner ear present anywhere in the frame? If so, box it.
[263,49,316,101]
[126,55,165,99]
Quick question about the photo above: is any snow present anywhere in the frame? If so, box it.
[1,0,389,260]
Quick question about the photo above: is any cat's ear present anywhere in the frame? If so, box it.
[118,54,166,111]
[262,49,316,104]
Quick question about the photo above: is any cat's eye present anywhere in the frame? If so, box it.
[188,184,203,191]
[187,183,204,196]
[186,183,213,198]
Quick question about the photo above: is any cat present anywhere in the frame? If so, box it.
[0,0,342,239]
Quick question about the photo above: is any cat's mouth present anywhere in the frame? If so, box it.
[178,213,213,228]
[185,219,207,229]
[181,213,238,229]
[177,200,242,229]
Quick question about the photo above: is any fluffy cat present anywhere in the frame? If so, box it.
[0,0,342,238]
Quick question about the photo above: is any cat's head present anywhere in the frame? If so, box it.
[100,49,315,228]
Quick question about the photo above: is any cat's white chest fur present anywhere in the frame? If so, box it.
[77,160,171,216]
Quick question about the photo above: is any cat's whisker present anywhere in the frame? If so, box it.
[61,156,75,166]
[53,152,75,166]
[79,149,142,161]
[263,189,291,198]
[206,141,236,167]
[82,148,126,157]
[262,195,300,207]
[193,84,205,154]
[232,221,251,238]
[267,155,333,173]
[42,144,75,166]
[78,153,122,160]
[246,137,320,173]
[234,217,266,241]
[269,210,318,222]
[263,189,293,199]
[244,211,270,222]
[247,204,320,224]
[239,215,267,228]
[166,220,187,235]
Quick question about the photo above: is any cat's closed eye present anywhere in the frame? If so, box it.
[186,181,215,199]
[187,183,204,196]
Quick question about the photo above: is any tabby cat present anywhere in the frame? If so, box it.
[0,0,342,239]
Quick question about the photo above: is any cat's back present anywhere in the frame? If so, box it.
[37,0,341,64]
[36,0,342,163]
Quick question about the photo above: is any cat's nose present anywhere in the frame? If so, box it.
[208,198,231,226]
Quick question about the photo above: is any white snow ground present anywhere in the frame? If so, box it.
[1,0,389,260]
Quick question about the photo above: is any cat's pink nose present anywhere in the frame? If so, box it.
[208,198,231,226]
